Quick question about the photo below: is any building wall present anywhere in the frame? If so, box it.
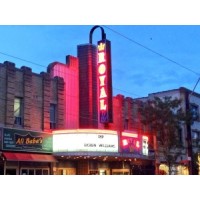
[106,95,124,131]
[77,44,98,128]
[48,55,79,129]
[0,63,7,127]
[138,87,200,174]
[108,95,146,133]
[0,61,65,132]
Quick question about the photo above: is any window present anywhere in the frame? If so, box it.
[35,169,42,175]
[192,131,200,146]
[192,131,199,140]
[50,104,56,129]
[20,168,49,175]
[124,119,128,130]
[14,97,23,125]
[178,128,183,144]
[190,104,199,121]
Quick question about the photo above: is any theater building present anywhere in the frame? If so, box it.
[48,55,79,129]
[0,26,155,175]
[52,128,154,175]
[48,27,155,175]
[77,44,98,128]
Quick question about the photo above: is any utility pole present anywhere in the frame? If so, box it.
[180,78,200,175]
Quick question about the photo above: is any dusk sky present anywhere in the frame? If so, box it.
[0,25,200,98]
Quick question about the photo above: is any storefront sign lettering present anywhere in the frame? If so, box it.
[16,136,43,145]
[2,128,53,153]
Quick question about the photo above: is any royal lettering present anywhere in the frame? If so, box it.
[97,41,109,123]
[100,99,107,110]
[99,87,107,98]
[98,52,106,63]
[98,64,106,74]
[99,75,106,86]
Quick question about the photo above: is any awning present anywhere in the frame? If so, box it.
[3,152,57,162]
[179,160,189,165]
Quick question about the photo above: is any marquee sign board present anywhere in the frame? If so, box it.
[53,130,118,153]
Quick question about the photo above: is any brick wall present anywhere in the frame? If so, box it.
[0,61,65,132]
[5,61,15,127]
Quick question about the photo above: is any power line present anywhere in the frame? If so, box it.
[0,51,46,68]
[1,25,200,97]
[103,25,200,77]
[0,51,141,97]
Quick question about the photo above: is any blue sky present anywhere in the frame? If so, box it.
[0,25,200,98]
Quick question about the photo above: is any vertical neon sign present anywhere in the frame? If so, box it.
[97,39,113,123]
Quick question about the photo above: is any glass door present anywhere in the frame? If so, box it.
[6,168,17,175]
[20,168,49,175]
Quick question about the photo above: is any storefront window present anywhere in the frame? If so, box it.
[112,169,130,175]
[29,169,34,175]
[43,169,49,175]
[35,169,42,175]
[159,164,169,175]
[6,168,17,175]
[21,169,28,175]
[20,168,49,175]
[177,165,189,175]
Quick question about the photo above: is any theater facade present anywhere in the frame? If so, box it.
[0,26,156,175]
[52,129,155,175]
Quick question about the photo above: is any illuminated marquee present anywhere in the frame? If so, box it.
[121,131,149,155]
[53,130,118,152]
[122,132,140,153]
[97,40,113,123]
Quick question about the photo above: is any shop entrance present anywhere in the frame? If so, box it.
[89,170,99,175]
[99,169,106,175]
[0,165,4,175]
[6,168,17,175]
[56,168,76,175]
[112,169,130,175]
[20,168,49,175]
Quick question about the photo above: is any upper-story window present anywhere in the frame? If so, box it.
[50,104,56,129]
[124,119,128,130]
[192,131,199,140]
[192,131,200,147]
[14,97,23,126]
[190,104,199,121]
[178,128,183,144]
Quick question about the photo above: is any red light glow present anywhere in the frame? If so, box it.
[98,42,108,113]
[136,140,140,148]
[122,139,128,146]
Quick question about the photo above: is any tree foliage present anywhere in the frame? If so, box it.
[138,96,191,174]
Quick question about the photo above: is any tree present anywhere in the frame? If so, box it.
[192,152,200,175]
[138,96,191,175]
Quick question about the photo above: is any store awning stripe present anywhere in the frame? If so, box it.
[3,152,57,162]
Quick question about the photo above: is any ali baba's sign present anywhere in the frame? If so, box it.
[2,128,53,153]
